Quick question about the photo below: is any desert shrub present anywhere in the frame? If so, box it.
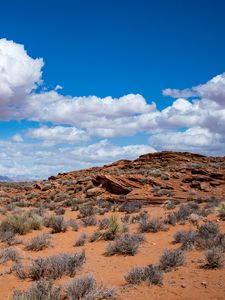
[204,247,224,269]
[139,217,165,233]
[68,219,79,231]
[105,215,123,240]
[176,204,193,221]
[0,247,21,264]
[96,200,112,211]
[54,192,69,202]
[119,201,142,214]
[44,202,57,211]
[164,213,177,226]
[159,249,186,272]
[164,203,201,226]
[30,207,45,217]
[0,214,31,235]
[197,230,225,251]
[28,251,86,280]
[64,273,117,300]
[162,200,176,210]
[12,279,61,300]
[0,229,16,245]
[26,233,51,251]
[84,183,94,191]
[217,202,225,220]
[174,230,197,250]
[74,233,87,246]
[105,233,144,256]
[42,184,52,191]
[82,216,97,227]
[131,211,149,224]
[28,214,42,230]
[124,267,146,284]
[48,215,68,233]
[79,205,95,217]
[26,192,40,200]
[89,231,102,242]
[125,264,163,286]
[197,221,220,241]
[204,197,220,209]
[55,207,66,215]
[121,214,131,224]
[154,187,175,197]
[144,264,164,285]
[14,262,28,279]
[98,218,110,230]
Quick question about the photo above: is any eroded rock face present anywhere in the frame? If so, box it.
[2,151,224,206]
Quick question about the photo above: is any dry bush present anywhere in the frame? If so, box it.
[12,279,61,300]
[26,233,51,251]
[45,215,68,233]
[105,233,144,256]
[174,230,197,250]
[20,251,86,280]
[82,216,97,227]
[68,219,79,231]
[64,273,117,300]
[125,264,163,286]
[217,202,225,220]
[79,205,95,218]
[119,201,142,214]
[54,207,66,215]
[89,231,102,242]
[0,247,21,264]
[204,247,224,269]
[98,218,110,230]
[159,249,186,272]
[74,233,87,247]
[139,216,165,233]
[0,214,33,236]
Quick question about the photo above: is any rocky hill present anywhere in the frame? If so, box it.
[2,151,224,206]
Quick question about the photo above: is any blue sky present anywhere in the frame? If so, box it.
[0,0,225,179]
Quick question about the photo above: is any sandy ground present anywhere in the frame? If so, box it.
[0,206,225,299]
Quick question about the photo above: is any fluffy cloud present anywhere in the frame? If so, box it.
[11,134,24,143]
[28,126,89,143]
[0,38,43,119]
[150,127,225,155]
[163,73,225,106]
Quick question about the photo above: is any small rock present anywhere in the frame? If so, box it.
[201,281,207,288]
[181,284,186,288]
